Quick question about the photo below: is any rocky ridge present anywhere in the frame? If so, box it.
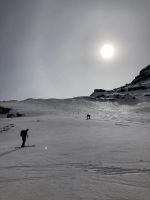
[90,64,150,103]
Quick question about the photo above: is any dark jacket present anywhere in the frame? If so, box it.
[20,129,29,138]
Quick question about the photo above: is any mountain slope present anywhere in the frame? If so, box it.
[90,64,150,103]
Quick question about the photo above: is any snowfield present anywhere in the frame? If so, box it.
[0,99,150,200]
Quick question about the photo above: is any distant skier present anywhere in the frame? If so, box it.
[20,129,29,147]
[86,114,91,120]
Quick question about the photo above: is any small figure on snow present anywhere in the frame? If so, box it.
[20,129,29,147]
[86,114,91,120]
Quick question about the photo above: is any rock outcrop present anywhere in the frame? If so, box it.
[0,106,11,114]
[90,64,150,103]
[131,64,150,84]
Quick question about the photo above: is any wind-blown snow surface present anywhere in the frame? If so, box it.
[0,99,150,200]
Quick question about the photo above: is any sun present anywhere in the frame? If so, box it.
[100,44,115,59]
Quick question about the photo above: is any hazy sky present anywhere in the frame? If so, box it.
[0,0,150,100]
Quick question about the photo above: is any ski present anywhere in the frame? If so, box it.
[15,145,35,149]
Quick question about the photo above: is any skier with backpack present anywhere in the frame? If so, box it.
[20,129,29,147]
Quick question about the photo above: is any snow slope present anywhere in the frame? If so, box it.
[1,98,150,123]
[0,99,150,200]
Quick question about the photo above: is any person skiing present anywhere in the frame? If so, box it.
[86,114,91,120]
[20,129,29,147]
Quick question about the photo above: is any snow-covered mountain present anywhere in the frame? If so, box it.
[90,64,150,103]
[0,64,150,124]
[0,66,150,200]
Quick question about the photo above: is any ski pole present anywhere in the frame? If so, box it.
[27,136,29,146]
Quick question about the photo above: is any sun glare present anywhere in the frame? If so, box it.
[100,44,115,59]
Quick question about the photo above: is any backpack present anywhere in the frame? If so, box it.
[20,130,25,137]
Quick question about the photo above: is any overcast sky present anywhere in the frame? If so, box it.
[0,0,150,100]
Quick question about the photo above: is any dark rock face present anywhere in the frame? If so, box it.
[0,106,11,114]
[94,89,106,93]
[90,64,150,103]
[131,64,150,84]
[7,113,15,118]
[0,106,25,118]
[127,85,147,91]
[7,111,25,118]
[140,64,150,74]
